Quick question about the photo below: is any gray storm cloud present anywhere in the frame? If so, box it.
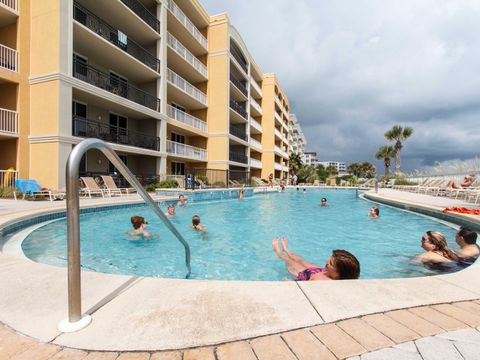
[202,0,480,172]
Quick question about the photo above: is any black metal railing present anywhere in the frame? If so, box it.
[73,2,160,72]
[73,115,160,151]
[230,45,248,73]
[229,99,247,119]
[73,59,160,112]
[229,74,248,96]
[229,124,248,141]
[120,0,160,33]
[229,151,248,164]
[182,168,251,190]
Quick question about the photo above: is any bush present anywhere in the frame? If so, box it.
[0,186,22,199]
[393,178,418,186]
[144,179,179,192]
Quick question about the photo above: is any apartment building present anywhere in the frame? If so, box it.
[1,0,293,189]
[319,161,347,173]
[0,0,29,185]
[303,151,318,166]
[288,113,306,158]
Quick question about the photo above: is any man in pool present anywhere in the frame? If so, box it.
[272,237,360,281]
[321,197,327,207]
[128,216,150,237]
[177,194,187,207]
[165,204,176,217]
[455,227,479,265]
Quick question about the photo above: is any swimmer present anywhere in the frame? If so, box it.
[191,215,206,231]
[415,231,458,265]
[321,197,327,207]
[177,194,187,207]
[369,207,379,218]
[165,204,176,216]
[239,189,244,200]
[128,215,150,237]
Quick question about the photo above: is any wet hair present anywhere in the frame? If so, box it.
[331,250,360,279]
[168,204,175,209]
[179,194,185,199]
[131,216,146,230]
[424,231,457,260]
[372,207,379,216]
[321,197,327,202]
[458,227,478,245]
[192,215,200,226]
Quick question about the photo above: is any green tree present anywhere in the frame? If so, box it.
[325,165,338,177]
[384,125,414,175]
[289,152,303,174]
[297,165,318,183]
[375,145,395,179]
[348,162,376,178]
[347,163,362,177]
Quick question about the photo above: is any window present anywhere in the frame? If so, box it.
[109,155,127,173]
[109,113,128,144]
[171,162,185,175]
[171,132,185,144]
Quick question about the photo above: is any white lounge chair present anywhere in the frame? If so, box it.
[80,177,105,198]
[101,175,135,196]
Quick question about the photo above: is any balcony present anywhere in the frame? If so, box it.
[249,138,262,150]
[167,68,207,107]
[229,99,247,119]
[167,105,207,133]
[166,0,208,51]
[274,162,282,171]
[229,152,248,164]
[0,0,16,11]
[167,32,207,79]
[250,117,262,133]
[120,0,160,33]
[0,43,17,72]
[274,128,283,140]
[73,115,160,151]
[229,124,248,142]
[230,46,248,74]
[166,140,207,161]
[0,107,17,136]
[230,74,248,97]
[73,2,160,73]
[282,165,289,172]
[250,97,262,116]
[73,59,160,112]
[250,158,262,169]
[250,78,262,97]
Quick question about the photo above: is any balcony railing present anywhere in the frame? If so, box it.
[166,0,208,50]
[250,158,262,168]
[73,2,160,72]
[0,0,17,12]
[120,0,160,33]
[73,115,160,151]
[250,117,262,132]
[274,128,283,140]
[0,108,18,135]
[167,69,207,105]
[249,97,262,114]
[167,105,207,132]
[230,45,248,73]
[229,124,248,141]
[0,169,17,188]
[274,162,282,171]
[229,99,247,119]
[282,165,289,172]
[229,151,248,164]
[230,74,248,96]
[274,145,283,155]
[250,77,262,96]
[73,59,160,111]
[166,140,207,161]
[274,111,282,123]
[249,138,262,149]
[0,43,18,72]
[167,32,207,77]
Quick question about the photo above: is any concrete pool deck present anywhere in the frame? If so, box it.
[1,189,480,357]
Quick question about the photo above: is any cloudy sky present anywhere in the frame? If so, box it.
[202,0,480,173]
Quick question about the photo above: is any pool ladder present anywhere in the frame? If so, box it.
[58,138,191,332]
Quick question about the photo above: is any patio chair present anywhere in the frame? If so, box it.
[14,179,65,201]
[252,177,268,186]
[100,176,135,196]
[80,177,105,198]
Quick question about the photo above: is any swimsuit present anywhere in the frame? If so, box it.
[296,267,326,281]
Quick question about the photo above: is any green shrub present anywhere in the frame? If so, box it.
[144,184,157,192]
[0,186,22,199]
[144,179,179,192]
[393,178,418,186]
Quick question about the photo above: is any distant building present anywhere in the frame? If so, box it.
[303,152,318,166]
[318,161,347,173]
[288,114,306,159]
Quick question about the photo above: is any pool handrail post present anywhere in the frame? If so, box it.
[374,178,378,193]
[60,138,191,333]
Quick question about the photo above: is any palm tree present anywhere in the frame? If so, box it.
[384,125,414,175]
[375,145,395,178]
[289,152,303,174]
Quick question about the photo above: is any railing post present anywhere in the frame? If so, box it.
[374,179,378,193]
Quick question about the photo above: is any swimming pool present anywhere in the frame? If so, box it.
[21,189,461,281]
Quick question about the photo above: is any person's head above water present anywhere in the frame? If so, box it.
[326,250,360,280]
[167,204,175,215]
[192,215,201,226]
[456,227,478,246]
[370,207,380,217]
[131,215,147,230]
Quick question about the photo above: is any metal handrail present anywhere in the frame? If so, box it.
[62,138,191,330]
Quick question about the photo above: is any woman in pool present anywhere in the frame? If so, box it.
[369,207,379,218]
[128,216,150,237]
[177,194,187,207]
[415,231,458,264]
[272,237,360,281]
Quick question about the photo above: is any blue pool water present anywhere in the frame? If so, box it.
[22,190,461,280]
